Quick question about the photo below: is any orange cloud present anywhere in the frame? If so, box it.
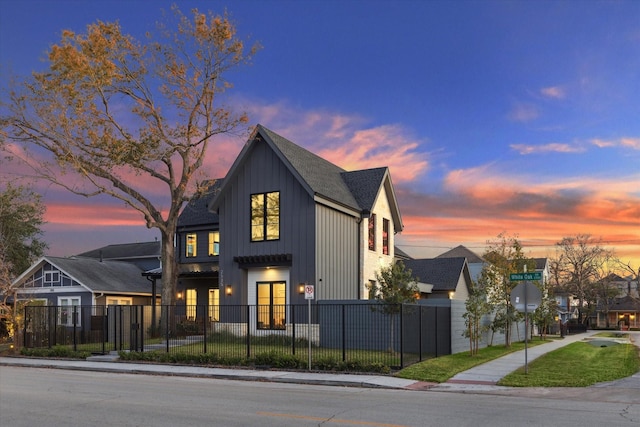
[244,100,429,183]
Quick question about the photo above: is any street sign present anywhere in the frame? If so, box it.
[510,272,542,281]
[510,281,542,313]
[304,284,315,300]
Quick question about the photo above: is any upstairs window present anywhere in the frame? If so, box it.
[368,214,376,251]
[382,218,390,255]
[44,270,60,284]
[208,231,220,256]
[251,192,280,241]
[186,233,197,257]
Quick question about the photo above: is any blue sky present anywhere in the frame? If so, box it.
[1,0,639,264]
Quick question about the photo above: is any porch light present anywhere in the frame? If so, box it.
[631,315,636,320]
[225,285,232,296]
[448,291,455,300]
[176,291,183,300]
[298,284,305,294]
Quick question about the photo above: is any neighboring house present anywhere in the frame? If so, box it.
[597,296,639,330]
[593,273,639,329]
[436,245,486,283]
[205,125,403,329]
[11,256,155,312]
[403,257,472,301]
[174,179,223,321]
[76,241,161,271]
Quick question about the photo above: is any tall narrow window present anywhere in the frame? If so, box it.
[208,289,219,321]
[382,218,390,255]
[186,233,197,257]
[186,289,197,320]
[257,281,286,330]
[208,231,220,256]
[251,192,280,241]
[368,213,376,251]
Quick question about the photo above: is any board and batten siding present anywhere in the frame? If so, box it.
[216,139,316,304]
[315,204,359,300]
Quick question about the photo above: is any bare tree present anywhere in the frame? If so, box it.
[552,234,612,324]
[1,6,260,306]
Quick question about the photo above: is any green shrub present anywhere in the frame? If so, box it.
[21,346,90,359]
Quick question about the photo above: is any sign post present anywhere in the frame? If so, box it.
[510,272,542,374]
[304,284,314,370]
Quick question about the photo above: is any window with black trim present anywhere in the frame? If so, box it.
[368,213,376,251]
[186,233,197,257]
[382,218,390,255]
[208,231,220,256]
[251,192,280,241]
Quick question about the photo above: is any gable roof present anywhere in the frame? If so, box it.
[209,125,403,229]
[402,257,469,292]
[76,241,160,260]
[13,256,151,295]
[436,245,485,264]
[178,179,222,228]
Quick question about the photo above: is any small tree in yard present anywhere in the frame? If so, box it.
[0,184,47,343]
[462,281,492,356]
[369,261,419,353]
[0,6,260,308]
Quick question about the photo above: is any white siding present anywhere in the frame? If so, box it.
[362,186,395,299]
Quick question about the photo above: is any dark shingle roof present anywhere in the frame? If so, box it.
[178,180,222,227]
[47,256,151,294]
[260,126,360,210]
[436,245,484,264]
[402,257,467,292]
[76,241,161,260]
[341,167,387,213]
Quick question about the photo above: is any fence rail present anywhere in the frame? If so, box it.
[22,303,451,370]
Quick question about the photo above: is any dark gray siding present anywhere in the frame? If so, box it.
[176,226,219,264]
[217,139,316,304]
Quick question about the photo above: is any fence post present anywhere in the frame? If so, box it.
[246,305,251,359]
[102,306,107,355]
[165,306,170,353]
[291,305,296,355]
[435,306,439,358]
[399,304,404,368]
[23,306,28,348]
[203,306,207,354]
[341,304,346,362]
[140,305,144,353]
[73,305,78,351]
[418,305,423,362]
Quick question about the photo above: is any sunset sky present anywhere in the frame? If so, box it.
[1,0,639,266]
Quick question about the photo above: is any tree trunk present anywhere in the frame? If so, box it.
[160,228,177,307]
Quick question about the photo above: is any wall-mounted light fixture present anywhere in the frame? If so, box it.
[448,291,455,300]
[177,291,183,300]
[298,283,305,294]
[225,285,232,296]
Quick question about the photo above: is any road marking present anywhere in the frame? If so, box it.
[257,411,408,427]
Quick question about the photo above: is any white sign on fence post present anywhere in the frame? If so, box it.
[305,284,314,370]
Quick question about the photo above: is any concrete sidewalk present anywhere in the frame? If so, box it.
[1,330,635,395]
[430,330,603,392]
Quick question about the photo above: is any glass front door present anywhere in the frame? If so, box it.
[257,281,286,330]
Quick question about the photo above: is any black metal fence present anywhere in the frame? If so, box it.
[22,303,451,370]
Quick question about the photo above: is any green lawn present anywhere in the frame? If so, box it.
[498,341,640,387]
[396,338,550,383]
